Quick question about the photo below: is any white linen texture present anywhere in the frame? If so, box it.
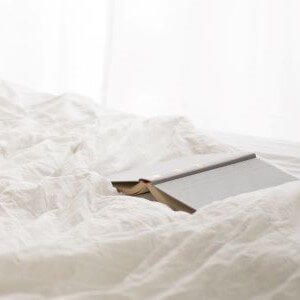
[0,81,300,300]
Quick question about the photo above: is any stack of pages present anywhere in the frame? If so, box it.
[109,152,296,213]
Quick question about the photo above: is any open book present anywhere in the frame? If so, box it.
[109,152,296,213]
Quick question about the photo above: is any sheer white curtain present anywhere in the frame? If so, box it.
[0,0,109,100]
[0,0,299,142]
[107,0,300,142]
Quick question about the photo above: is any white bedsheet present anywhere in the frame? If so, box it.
[0,81,300,299]
[207,130,300,179]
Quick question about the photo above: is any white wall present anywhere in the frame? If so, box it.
[0,0,109,100]
[107,0,300,142]
[0,0,47,91]
[0,0,299,142]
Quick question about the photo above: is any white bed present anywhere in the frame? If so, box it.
[0,81,300,300]
[206,130,300,179]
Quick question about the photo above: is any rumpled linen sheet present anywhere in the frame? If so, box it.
[0,81,299,300]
